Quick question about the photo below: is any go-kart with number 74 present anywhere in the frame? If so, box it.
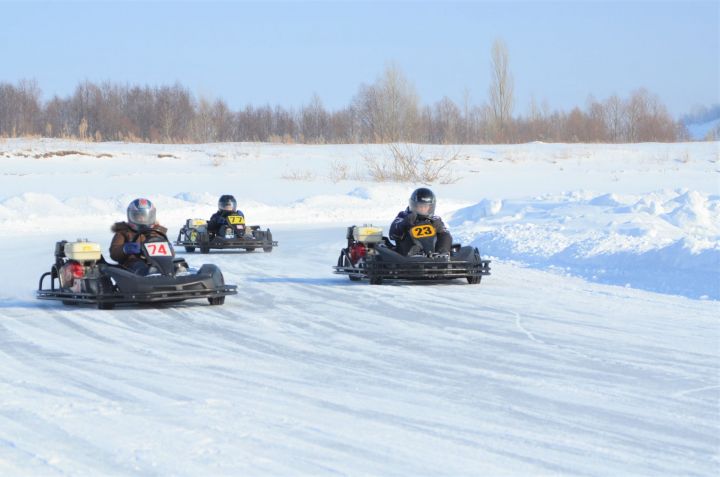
[37,237,237,309]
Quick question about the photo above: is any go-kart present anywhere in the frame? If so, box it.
[333,224,491,285]
[37,236,237,309]
[174,216,277,253]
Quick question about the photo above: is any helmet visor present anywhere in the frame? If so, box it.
[129,207,155,226]
[414,203,432,215]
[410,201,435,217]
[219,197,237,211]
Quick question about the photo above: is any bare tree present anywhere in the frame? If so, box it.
[603,95,625,142]
[212,99,234,142]
[300,93,329,143]
[431,96,461,144]
[488,38,514,142]
[353,63,420,142]
[461,87,471,143]
[0,79,42,137]
[193,96,216,143]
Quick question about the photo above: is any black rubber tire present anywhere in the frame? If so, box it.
[369,276,383,285]
[349,275,362,282]
[62,300,77,306]
[185,246,196,253]
[98,302,115,310]
[263,231,274,253]
[467,275,482,285]
[208,296,225,306]
[198,232,210,254]
[245,247,255,252]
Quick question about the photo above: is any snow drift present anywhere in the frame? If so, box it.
[450,189,720,299]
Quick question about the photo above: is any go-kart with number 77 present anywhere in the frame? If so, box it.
[175,215,277,253]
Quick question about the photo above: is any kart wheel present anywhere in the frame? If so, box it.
[98,302,115,310]
[369,276,383,285]
[467,275,482,285]
[208,296,225,306]
[62,300,77,306]
[198,232,210,254]
[185,246,196,253]
[263,231,273,253]
[349,275,362,282]
[245,247,255,252]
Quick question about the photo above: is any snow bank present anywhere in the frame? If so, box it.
[450,189,720,299]
[0,186,422,234]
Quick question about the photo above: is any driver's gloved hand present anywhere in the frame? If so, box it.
[123,242,142,255]
[404,212,418,226]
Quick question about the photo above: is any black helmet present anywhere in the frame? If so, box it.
[409,188,436,218]
[218,194,237,212]
[127,198,156,231]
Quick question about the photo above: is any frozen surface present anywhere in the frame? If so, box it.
[0,139,718,475]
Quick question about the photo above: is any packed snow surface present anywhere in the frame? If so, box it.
[0,138,718,475]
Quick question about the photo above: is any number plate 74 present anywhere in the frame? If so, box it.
[144,242,173,257]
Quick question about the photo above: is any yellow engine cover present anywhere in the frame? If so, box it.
[353,226,383,243]
[64,241,102,261]
[187,218,207,228]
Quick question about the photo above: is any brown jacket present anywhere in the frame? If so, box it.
[110,222,169,265]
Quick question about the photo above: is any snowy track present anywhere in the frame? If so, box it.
[1,228,717,476]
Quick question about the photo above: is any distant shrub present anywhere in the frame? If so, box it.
[363,143,461,184]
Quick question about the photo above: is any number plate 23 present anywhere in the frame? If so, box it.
[410,224,436,238]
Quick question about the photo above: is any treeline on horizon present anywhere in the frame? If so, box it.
[0,63,695,145]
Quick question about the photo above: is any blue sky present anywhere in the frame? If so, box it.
[1,1,718,117]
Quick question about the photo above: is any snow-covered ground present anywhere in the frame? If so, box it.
[0,138,718,475]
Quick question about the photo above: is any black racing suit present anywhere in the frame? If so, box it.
[207,210,245,235]
[389,207,452,256]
